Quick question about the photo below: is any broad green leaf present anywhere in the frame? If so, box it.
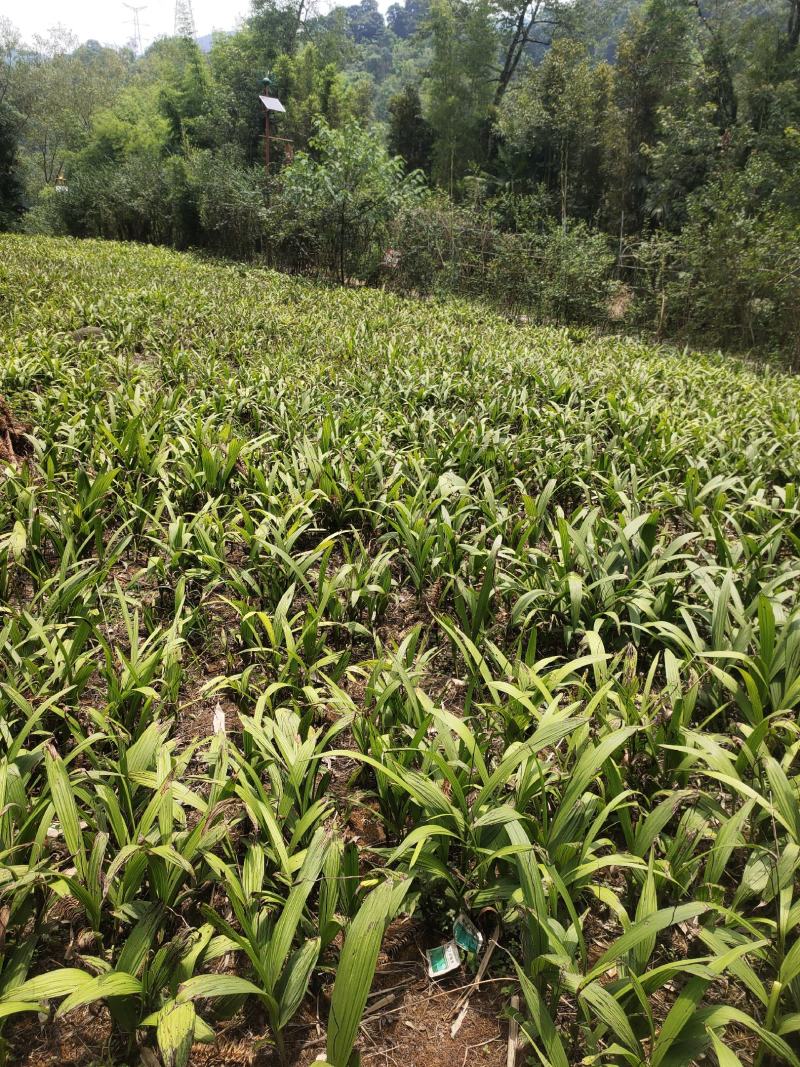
[2,969,92,1004]
[326,878,411,1067]
[45,746,87,879]
[707,1028,744,1067]
[263,827,329,991]
[177,975,264,1003]
[514,960,569,1067]
[630,851,658,973]
[276,938,320,1030]
[158,1000,196,1067]
[589,904,709,981]
[56,973,142,1017]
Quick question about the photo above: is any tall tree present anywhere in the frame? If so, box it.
[251,0,317,56]
[424,0,497,190]
[4,28,131,189]
[611,0,700,229]
[787,0,799,49]
[208,26,271,161]
[0,18,22,108]
[491,0,566,109]
[15,28,84,186]
[274,42,373,149]
[387,0,431,39]
[497,39,611,225]
[0,102,23,228]
[149,37,212,151]
[69,42,132,135]
[388,83,434,172]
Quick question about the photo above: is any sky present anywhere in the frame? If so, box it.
[1,0,254,51]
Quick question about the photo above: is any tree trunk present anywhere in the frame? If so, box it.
[339,209,346,285]
[492,4,533,111]
[560,138,568,233]
[287,0,307,54]
[488,0,558,158]
[789,0,800,49]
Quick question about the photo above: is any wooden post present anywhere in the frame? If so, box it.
[507,995,520,1067]
[265,110,271,173]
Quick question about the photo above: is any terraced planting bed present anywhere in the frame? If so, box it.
[1,235,799,1066]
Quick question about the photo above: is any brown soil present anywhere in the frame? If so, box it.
[8,951,510,1067]
[0,395,33,466]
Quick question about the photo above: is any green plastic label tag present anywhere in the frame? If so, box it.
[453,912,484,954]
[426,940,461,977]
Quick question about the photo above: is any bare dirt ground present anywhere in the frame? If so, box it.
[0,396,32,467]
[9,949,511,1067]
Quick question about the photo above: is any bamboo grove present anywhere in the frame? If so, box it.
[0,236,799,1065]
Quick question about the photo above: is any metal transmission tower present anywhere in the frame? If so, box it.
[123,3,146,54]
[173,0,196,38]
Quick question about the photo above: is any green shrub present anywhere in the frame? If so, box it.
[630,162,800,360]
[390,198,614,323]
[269,120,424,282]
[53,151,267,257]
[56,156,175,244]
[388,193,495,296]
[489,221,614,322]
[185,151,267,258]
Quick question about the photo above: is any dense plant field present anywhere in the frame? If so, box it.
[1,235,800,1066]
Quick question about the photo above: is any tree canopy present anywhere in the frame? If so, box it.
[1,0,798,353]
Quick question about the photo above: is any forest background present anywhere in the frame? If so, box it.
[1,0,799,357]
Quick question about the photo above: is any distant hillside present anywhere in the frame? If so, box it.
[195,31,232,53]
